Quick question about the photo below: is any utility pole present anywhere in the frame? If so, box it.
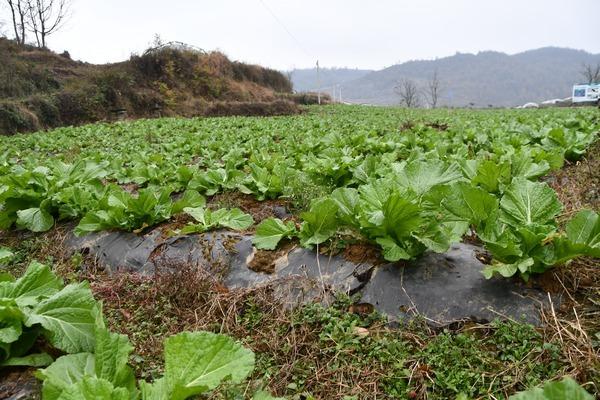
[316,60,321,105]
[339,85,342,103]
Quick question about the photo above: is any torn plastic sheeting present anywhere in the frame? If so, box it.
[66,230,559,326]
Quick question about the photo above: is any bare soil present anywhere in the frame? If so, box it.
[342,241,384,265]
[208,192,291,225]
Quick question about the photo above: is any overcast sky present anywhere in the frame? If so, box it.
[4,0,599,70]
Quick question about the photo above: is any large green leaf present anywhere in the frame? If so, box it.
[0,325,39,361]
[189,168,228,195]
[16,207,54,232]
[499,178,562,227]
[380,193,422,241]
[541,127,593,162]
[94,321,136,394]
[550,237,588,266]
[443,183,499,226]
[299,198,339,246]
[164,331,255,400]
[395,160,463,196]
[414,220,465,254]
[0,261,62,306]
[565,209,600,256]
[362,193,424,261]
[351,155,378,184]
[55,184,102,220]
[183,206,208,227]
[0,247,14,265]
[482,258,534,279]
[331,187,360,227]
[74,210,113,236]
[510,377,593,400]
[472,159,510,193]
[516,226,550,255]
[0,352,53,367]
[0,301,24,344]
[376,237,412,261]
[253,218,297,250]
[478,217,524,262]
[540,377,593,400]
[511,156,551,180]
[358,182,391,224]
[140,377,169,400]
[36,323,136,400]
[182,207,253,233]
[551,209,600,264]
[214,208,254,230]
[57,376,130,400]
[25,282,98,353]
[171,190,206,215]
[37,352,96,400]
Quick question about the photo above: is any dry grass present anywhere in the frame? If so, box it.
[538,140,600,394]
[2,219,598,398]
[80,263,575,399]
[548,141,600,223]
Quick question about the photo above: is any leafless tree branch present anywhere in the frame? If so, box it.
[426,69,443,108]
[4,0,28,44]
[581,63,600,84]
[394,78,421,108]
[25,0,69,48]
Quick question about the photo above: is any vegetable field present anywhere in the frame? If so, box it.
[1,105,598,278]
[0,105,599,399]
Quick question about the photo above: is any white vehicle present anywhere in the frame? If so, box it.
[572,83,600,104]
[541,98,562,105]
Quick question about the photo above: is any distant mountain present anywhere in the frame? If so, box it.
[289,67,372,96]
[292,48,600,107]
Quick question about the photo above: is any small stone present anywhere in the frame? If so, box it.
[245,247,257,264]
[352,327,370,337]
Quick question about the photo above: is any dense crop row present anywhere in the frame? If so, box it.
[0,106,598,279]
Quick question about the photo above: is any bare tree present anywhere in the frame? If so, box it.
[581,62,600,84]
[26,0,69,48]
[4,0,28,44]
[394,78,421,108]
[425,69,443,108]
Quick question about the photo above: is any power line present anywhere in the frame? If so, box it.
[257,0,314,60]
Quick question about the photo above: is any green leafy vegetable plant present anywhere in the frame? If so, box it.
[179,206,253,234]
[477,179,599,279]
[509,376,593,400]
[0,247,14,265]
[38,325,256,400]
[0,106,597,280]
[0,262,275,399]
[75,188,205,236]
[253,218,298,250]
[0,261,98,367]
